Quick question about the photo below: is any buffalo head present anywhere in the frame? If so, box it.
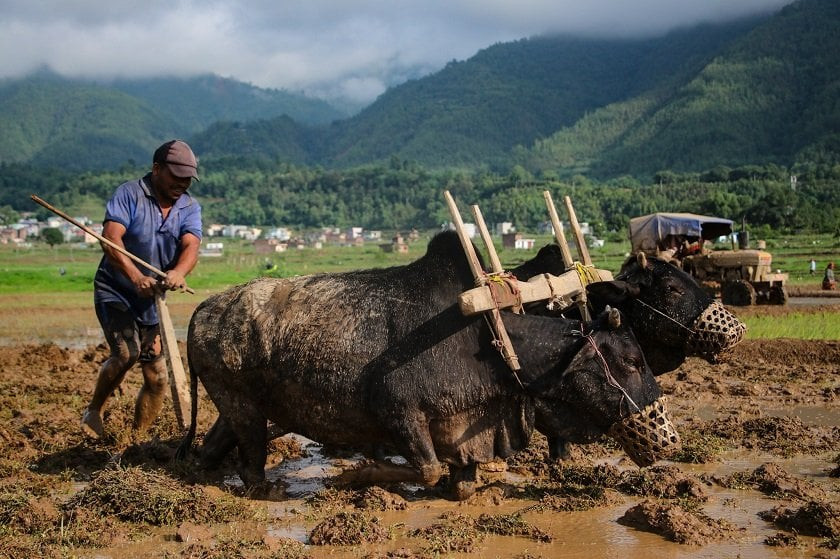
[587,253,746,373]
[521,307,679,467]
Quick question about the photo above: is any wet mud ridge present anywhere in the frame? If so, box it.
[0,335,838,558]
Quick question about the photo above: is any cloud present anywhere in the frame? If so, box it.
[0,0,794,104]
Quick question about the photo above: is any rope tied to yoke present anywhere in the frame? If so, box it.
[486,272,523,314]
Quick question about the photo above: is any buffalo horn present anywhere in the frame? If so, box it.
[607,306,621,329]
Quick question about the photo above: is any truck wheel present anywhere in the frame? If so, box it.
[722,280,756,306]
[769,285,788,305]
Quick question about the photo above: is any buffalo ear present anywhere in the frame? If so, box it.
[587,280,636,310]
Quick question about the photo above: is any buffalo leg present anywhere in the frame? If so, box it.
[199,416,238,469]
[547,437,572,462]
[211,402,269,491]
[339,413,442,488]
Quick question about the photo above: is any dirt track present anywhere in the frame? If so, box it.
[0,304,838,558]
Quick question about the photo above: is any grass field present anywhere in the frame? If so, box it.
[1,231,837,344]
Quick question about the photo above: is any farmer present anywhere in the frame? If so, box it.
[824,262,836,290]
[81,140,203,439]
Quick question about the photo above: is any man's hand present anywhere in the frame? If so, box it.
[132,275,159,298]
[161,269,188,292]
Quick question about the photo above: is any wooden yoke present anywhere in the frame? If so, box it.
[457,194,614,319]
[444,191,521,378]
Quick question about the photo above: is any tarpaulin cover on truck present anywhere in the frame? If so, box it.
[629,213,734,254]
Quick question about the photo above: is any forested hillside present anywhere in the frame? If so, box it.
[0,72,345,171]
[525,0,840,178]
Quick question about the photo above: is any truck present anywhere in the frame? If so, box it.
[628,212,788,306]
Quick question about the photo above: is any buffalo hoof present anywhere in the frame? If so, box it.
[548,438,572,462]
[243,480,285,501]
[448,464,477,501]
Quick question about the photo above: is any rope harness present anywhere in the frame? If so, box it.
[572,323,642,416]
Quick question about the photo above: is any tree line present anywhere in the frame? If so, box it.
[2,159,838,237]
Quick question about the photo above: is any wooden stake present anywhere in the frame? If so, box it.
[471,205,503,273]
[543,191,574,269]
[155,293,191,431]
[444,191,484,283]
[564,196,592,266]
[444,191,520,374]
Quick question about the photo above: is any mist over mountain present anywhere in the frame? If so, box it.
[2,0,838,180]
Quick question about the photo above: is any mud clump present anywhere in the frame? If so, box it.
[309,511,389,546]
[354,486,408,511]
[410,512,482,555]
[759,501,840,539]
[307,486,407,514]
[618,499,739,545]
[475,513,552,542]
[703,415,839,456]
[720,462,826,501]
[550,463,706,501]
[64,466,254,525]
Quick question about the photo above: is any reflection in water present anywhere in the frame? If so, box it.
[222,431,834,559]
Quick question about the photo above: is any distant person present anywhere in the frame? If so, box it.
[810,259,816,275]
[823,262,836,290]
[81,140,203,439]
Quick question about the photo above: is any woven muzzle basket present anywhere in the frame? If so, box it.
[608,397,680,467]
[685,301,747,359]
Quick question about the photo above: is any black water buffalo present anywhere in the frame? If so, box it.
[511,244,746,459]
[178,232,674,499]
[511,246,746,375]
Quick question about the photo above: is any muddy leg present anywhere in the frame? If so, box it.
[133,329,166,434]
[339,412,442,488]
[547,437,572,462]
[224,408,269,492]
[82,303,140,439]
[200,416,239,469]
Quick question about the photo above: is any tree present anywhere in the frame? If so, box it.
[0,205,19,225]
[41,227,64,246]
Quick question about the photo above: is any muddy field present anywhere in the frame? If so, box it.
[0,302,838,558]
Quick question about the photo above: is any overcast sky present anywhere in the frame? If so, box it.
[0,0,794,106]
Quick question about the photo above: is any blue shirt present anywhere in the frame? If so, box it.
[94,174,203,325]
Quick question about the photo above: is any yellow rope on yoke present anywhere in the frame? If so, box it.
[574,262,600,287]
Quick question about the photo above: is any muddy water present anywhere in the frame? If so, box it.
[217,435,836,559]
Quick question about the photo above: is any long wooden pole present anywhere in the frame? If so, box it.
[471,205,503,274]
[543,191,574,269]
[31,194,193,429]
[443,191,485,283]
[444,191,521,375]
[564,195,592,266]
[155,293,191,430]
[30,194,195,294]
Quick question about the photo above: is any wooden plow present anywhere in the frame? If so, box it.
[443,190,613,375]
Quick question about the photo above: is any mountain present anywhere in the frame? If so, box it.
[188,17,762,171]
[524,0,840,178]
[318,18,761,171]
[110,74,345,131]
[3,0,838,179]
[0,71,345,170]
[190,0,839,178]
